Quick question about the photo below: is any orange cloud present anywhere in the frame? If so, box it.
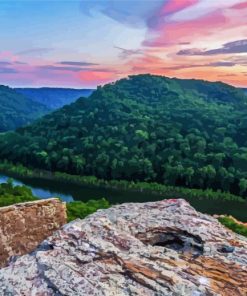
[78,71,116,84]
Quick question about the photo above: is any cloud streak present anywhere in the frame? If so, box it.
[38,65,117,73]
[0,67,18,74]
[0,61,12,66]
[177,39,247,55]
[58,61,99,66]
[38,65,84,72]
[114,46,143,60]
[163,61,236,71]
[17,48,53,56]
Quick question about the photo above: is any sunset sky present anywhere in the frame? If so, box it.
[0,0,246,88]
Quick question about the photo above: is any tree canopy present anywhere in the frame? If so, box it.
[1,74,247,196]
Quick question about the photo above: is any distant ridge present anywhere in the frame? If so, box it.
[15,87,94,109]
[0,85,49,132]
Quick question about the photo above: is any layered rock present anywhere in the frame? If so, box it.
[0,199,246,295]
[0,198,66,267]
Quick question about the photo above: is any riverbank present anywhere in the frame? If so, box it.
[216,215,247,237]
[1,178,246,237]
[0,180,110,222]
[0,160,244,203]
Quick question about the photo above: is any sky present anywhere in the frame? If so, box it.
[0,0,246,88]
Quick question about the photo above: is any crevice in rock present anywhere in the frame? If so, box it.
[36,241,54,252]
[217,245,235,254]
[32,253,63,296]
[122,270,161,293]
[141,230,204,256]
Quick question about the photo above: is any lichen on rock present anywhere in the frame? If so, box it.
[0,198,66,268]
[0,199,246,295]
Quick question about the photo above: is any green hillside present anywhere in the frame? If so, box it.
[0,85,49,132]
[1,74,247,196]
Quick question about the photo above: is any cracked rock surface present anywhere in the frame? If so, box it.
[0,199,246,295]
[0,198,66,267]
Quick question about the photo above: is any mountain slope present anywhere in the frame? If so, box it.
[1,74,247,196]
[0,85,49,132]
[15,87,94,109]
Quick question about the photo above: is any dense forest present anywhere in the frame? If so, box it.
[1,74,247,197]
[0,85,49,132]
[16,87,94,109]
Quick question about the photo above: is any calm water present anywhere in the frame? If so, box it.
[0,173,246,221]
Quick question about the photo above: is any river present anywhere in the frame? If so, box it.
[0,173,246,221]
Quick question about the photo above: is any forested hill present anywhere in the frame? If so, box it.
[15,87,94,109]
[1,74,247,196]
[0,85,49,132]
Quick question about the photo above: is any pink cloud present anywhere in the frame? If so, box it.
[77,71,116,85]
[0,51,19,62]
[144,10,228,47]
[161,0,198,15]
[124,0,247,88]
[143,0,247,47]
[231,1,247,9]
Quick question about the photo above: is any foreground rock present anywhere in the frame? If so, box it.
[0,198,66,267]
[0,199,246,295]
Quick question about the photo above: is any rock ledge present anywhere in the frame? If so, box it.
[0,198,66,267]
[0,199,246,295]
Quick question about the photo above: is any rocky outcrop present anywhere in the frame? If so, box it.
[0,199,246,295]
[0,198,66,267]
